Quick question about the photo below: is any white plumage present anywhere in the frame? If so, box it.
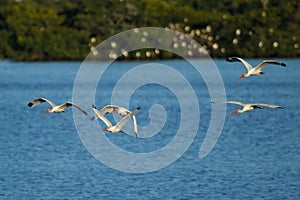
[212,100,283,116]
[28,98,87,115]
[226,57,286,79]
[92,104,141,137]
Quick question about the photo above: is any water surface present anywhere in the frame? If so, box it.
[0,59,299,199]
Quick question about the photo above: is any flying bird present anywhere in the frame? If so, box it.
[28,98,87,115]
[226,57,286,79]
[91,105,139,138]
[212,100,283,117]
[92,104,141,136]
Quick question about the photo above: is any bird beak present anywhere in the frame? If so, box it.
[237,73,247,81]
[229,110,238,117]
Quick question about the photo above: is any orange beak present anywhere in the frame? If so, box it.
[229,110,239,117]
[238,75,244,81]
[43,109,50,115]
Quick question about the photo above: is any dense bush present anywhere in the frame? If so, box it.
[0,0,299,60]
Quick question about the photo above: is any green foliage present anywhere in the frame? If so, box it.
[0,0,299,60]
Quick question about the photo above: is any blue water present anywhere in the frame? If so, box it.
[0,59,299,199]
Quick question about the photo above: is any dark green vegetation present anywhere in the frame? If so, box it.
[0,0,299,60]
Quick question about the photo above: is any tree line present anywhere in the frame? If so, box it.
[0,0,299,61]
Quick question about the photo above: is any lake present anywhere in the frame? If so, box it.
[0,59,299,199]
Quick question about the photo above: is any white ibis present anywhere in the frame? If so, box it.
[226,57,286,79]
[91,105,139,138]
[212,100,283,116]
[92,104,141,136]
[28,98,87,115]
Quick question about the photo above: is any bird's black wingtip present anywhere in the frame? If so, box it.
[136,106,141,110]
[28,102,33,107]
[226,57,232,62]
[92,104,97,109]
[91,116,96,121]
[281,63,287,67]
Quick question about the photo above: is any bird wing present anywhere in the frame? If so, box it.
[92,104,113,127]
[255,60,287,71]
[226,57,253,72]
[212,100,245,106]
[90,105,115,121]
[132,115,138,138]
[115,107,141,130]
[91,105,128,120]
[62,102,88,115]
[249,104,263,109]
[225,100,246,106]
[28,98,56,108]
[257,103,283,109]
[99,105,118,115]
[116,107,131,116]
